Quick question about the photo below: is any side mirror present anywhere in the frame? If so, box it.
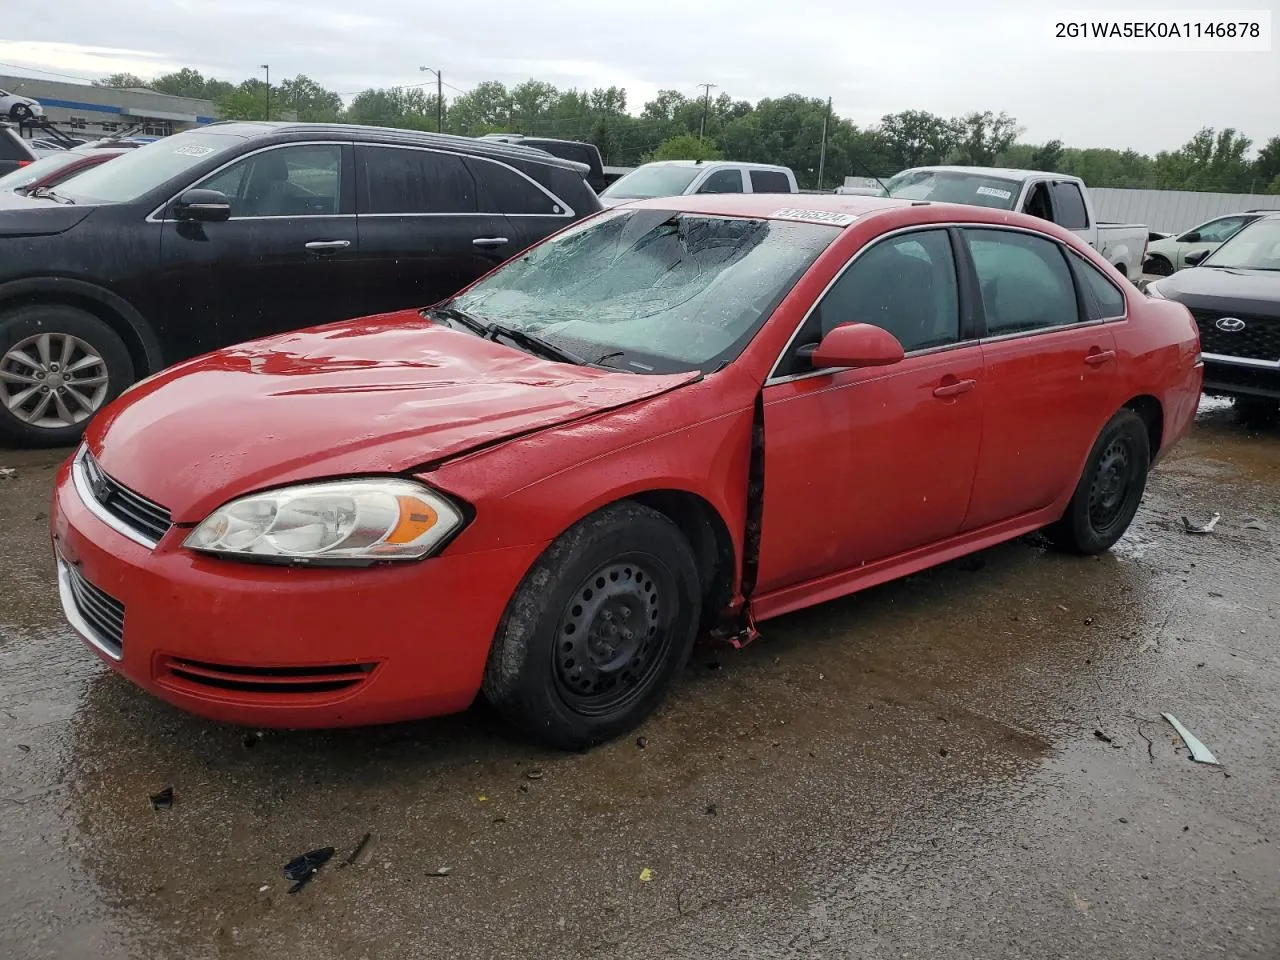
[174,188,231,223]
[1184,249,1211,266]
[801,322,905,370]
[1179,231,1201,244]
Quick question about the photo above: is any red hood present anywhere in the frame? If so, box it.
[88,311,699,523]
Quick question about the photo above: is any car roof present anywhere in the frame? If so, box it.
[621,192,913,221]
[898,165,1075,183]
[640,159,792,173]
[198,121,591,173]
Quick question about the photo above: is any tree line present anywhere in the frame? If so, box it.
[96,69,1280,194]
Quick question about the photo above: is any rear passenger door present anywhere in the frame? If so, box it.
[354,144,513,312]
[748,169,793,194]
[960,228,1121,531]
[693,168,745,194]
[470,155,580,261]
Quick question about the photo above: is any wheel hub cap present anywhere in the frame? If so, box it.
[0,332,109,428]
[1089,439,1132,529]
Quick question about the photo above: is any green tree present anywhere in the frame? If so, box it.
[651,134,722,161]
[878,110,958,170]
[278,74,343,122]
[147,68,234,102]
[344,86,442,129]
[94,72,148,89]
[1155,127,1253,192]
[949,111,1022,166]
[1253,136,1280,189]
[1029,139,1065,171]
[217,80,273,121]
[445,81,513,134]
[1267,174,1280,195]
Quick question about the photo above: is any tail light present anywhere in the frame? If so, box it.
[16,160,31,167]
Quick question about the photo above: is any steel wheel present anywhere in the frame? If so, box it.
[0,332,110,428]
[552,556,673,717]
[1087,436,1136,534]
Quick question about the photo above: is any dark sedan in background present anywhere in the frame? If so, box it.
[1148,213,1280,415]
[0,122,601,446]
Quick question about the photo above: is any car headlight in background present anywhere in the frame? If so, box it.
[184,479,465,564]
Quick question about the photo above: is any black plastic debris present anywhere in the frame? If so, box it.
[242,732,262,749]
[636,737,648,750]
[283,847,335,894]
[16,744,30,754]
[704,803,718,816]
[149,786,174,810]
[1094,730,1114,744]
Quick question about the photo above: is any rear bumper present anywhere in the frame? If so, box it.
[1202,353,1280,399]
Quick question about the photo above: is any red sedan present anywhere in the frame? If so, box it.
[0,146,127,195]
[49,194,1203,748]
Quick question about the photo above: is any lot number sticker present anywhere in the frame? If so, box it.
[173,145,216,158]
[975,186,1013,201]
[771,208,858,227]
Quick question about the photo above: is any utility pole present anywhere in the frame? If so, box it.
[697,83,717,141]
[420,66,443,133]
[817,96,832,190]
[261,64,270,120]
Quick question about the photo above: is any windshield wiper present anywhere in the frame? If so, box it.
[30,186,74,204]
[483,322,589,366]
[429,305,488,336]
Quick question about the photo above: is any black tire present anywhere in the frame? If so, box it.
[0,304,135,448]
[1045,409,1150,555]
[483,501,702,750]
[1144,256,1173,277]
[10,103,33,121]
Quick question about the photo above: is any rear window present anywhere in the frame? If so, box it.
[750,170,792,193]
[885,170,1022,210]
[54,131,247,204]
[466,157,566,215]
[0,150,79,190]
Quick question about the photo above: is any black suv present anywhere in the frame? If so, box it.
[0,124,37,177]
[0,121,601,446]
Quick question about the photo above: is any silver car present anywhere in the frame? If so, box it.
[0,88,43,121]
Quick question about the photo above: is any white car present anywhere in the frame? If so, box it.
[0,88,42,121]
[1142,212,1268,276]
[597,160,798,208]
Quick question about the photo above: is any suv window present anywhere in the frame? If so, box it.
[1194,216,1248,243]
[750,170,791,193]
[777,228,960,376]
[697,169,743,194]
[465,157,564,215]
[1049,182,1089,230]
[965,228,1079,335]
[198,144,342,218]
[1069,252,1127,320]
[361,146,476,214]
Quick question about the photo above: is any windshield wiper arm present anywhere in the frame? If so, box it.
[429,305,488,336]
[31,186,74,204]
[483,322,589,366]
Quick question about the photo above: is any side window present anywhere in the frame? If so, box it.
[361,146,476,214]
[465,157,565,215]
[776,229,960,376]
[196,145,342,218]
[697,169,744,194]
[1197,216,1243,243]
[1069,252,1127,320]
[965,229,1080,335]
[1023,183,1052,221]
[750,170,792,193]
[1049,182,1089,230]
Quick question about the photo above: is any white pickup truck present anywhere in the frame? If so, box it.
[881,166,1149,279]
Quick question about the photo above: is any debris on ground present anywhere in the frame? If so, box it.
[341,832,371,868]
[149,786,174,810]
[1181,513,1221,535]
[1162,713,1220,765]
[636,737,648,749]
[429,866,453,877]
[1093,730,1113,744]
[283,847,335,894]
[16,744,30,753]
[242,732,263,749]
[639,868,654,882]
[704,803,718,816]
[1242,520,1267,531]
[526,769,543,781]
[0,468,16,480]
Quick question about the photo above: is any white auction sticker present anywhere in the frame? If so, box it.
[173,145,216,158]
[976,186,1014,201]
[770,208,858,227]
[1047,10,1271,51]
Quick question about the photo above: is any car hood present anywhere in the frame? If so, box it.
[0,191,94,236]
[1150,267,1280,319]
[87,310,701,523]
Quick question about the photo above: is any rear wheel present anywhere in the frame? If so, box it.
[483,501,702,750]
[1144,255,1173,277]
[1045,409,1150,555]
[0,304,135,448]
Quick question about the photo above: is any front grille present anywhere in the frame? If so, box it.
[1191,310,1280,362]
[65,563,125,657]
[1202,360,1280,398]
[163,658,377,696]
[80,451,173,544]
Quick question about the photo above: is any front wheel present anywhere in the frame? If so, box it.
[1143,256,1173,277]
[1045,409,1150,555]
[0,304,135,447]
[483,501,702,750]
[9,103,33,121]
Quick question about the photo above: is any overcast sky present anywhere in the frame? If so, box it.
[1,0,1276,155]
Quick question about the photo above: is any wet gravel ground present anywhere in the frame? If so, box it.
[1,399,1278,960]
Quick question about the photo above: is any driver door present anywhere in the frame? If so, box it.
[754,228,985,597]
[155,142,362,361]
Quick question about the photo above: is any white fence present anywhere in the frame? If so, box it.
[1091,188,1280,234]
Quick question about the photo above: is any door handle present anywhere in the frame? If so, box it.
[305,240,351,255]
[933,378,977,398]
[1084,349,1116,366]
[472,237,510,248]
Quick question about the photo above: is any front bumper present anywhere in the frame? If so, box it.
[1202,353,1280,400]
[49,458,548,729]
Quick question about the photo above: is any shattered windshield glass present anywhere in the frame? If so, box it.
[450,208,840,373]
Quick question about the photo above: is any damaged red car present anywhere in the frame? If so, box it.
[50,195,1204,748]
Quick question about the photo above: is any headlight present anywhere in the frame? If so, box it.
[184,479,465,564]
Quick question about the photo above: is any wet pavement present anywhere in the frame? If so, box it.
[1,400,1278,960]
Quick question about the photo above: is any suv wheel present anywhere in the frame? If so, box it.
[0,304,135,448]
